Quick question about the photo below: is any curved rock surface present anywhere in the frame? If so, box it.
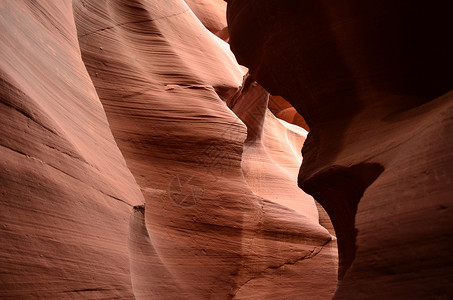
[0,1,144,298]
[184,0,229,40]
[228,1,453,299]
[268,95,309,131]
[1,0,337,299]
[74,0,336,298]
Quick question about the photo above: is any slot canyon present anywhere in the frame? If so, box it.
[1,1,452,299]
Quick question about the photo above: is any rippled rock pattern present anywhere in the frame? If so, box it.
[1,1,337,299]
[228,1,453,299]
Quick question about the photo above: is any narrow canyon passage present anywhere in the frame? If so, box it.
[1,1,452,299]
[1,0,338,299]
[74,1,337,298]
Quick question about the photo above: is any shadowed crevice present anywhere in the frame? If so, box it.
[301,163,384,280]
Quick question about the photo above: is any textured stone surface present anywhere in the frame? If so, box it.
[74,0,336,298]
[1,0,337,299]
[0,1,144,298]
[184,0,229,40]
[268,95,309,131]
[228,0,453,299]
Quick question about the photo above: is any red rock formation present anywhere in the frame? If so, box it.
[228,0,453,299]
[0,1,143,298]
[268,95,309,131]
[0,0,340,299]
[74,0,337,298]
[228,76,337,298]
[184,0,229,40]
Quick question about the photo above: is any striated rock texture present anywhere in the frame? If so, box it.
[0,1,144,298]
[1,0,337,299]
[228,1,453,299]
[74,0,337,298]
[268,95,309,131]
[183,0,229,40]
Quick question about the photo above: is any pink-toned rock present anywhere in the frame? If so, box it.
[227,0,453,299]
[184,0,229,40]
[74,0,336,298]
[0,1,143,298]
[228,78,338,298]
[269,95,309,131]
[1,0,338,298]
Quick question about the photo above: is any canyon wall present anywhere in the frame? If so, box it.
[227,1,453,299]
[0,1,144,298]
[1,0,337,299]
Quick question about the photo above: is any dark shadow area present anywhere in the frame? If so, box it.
[301,163,384,280]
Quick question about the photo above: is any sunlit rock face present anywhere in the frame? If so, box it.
[228,0,453,299]
[74,0,337,298]
[1,0,337,299]
[268,95,309,131]
[0,1,144,298]
[184,0,229,40]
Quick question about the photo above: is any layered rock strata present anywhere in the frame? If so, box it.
[227,1,453,299]
[0,1,144,298]
[1,0,337,299]
[74,0,337,298]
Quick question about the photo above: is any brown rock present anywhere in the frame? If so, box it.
[184,0,229,40]
[0,1,143,298]
[1,0,338,298]
[228,0,453,299]
[74,0,336,298]
[269,95,309,131]
[228,76,337,298]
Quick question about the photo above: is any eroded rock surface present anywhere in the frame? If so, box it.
[268,95,309,131]
[74,0,336,298]
[228,1,453,299]
[0,1,144,298]
[1,0,337,299]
